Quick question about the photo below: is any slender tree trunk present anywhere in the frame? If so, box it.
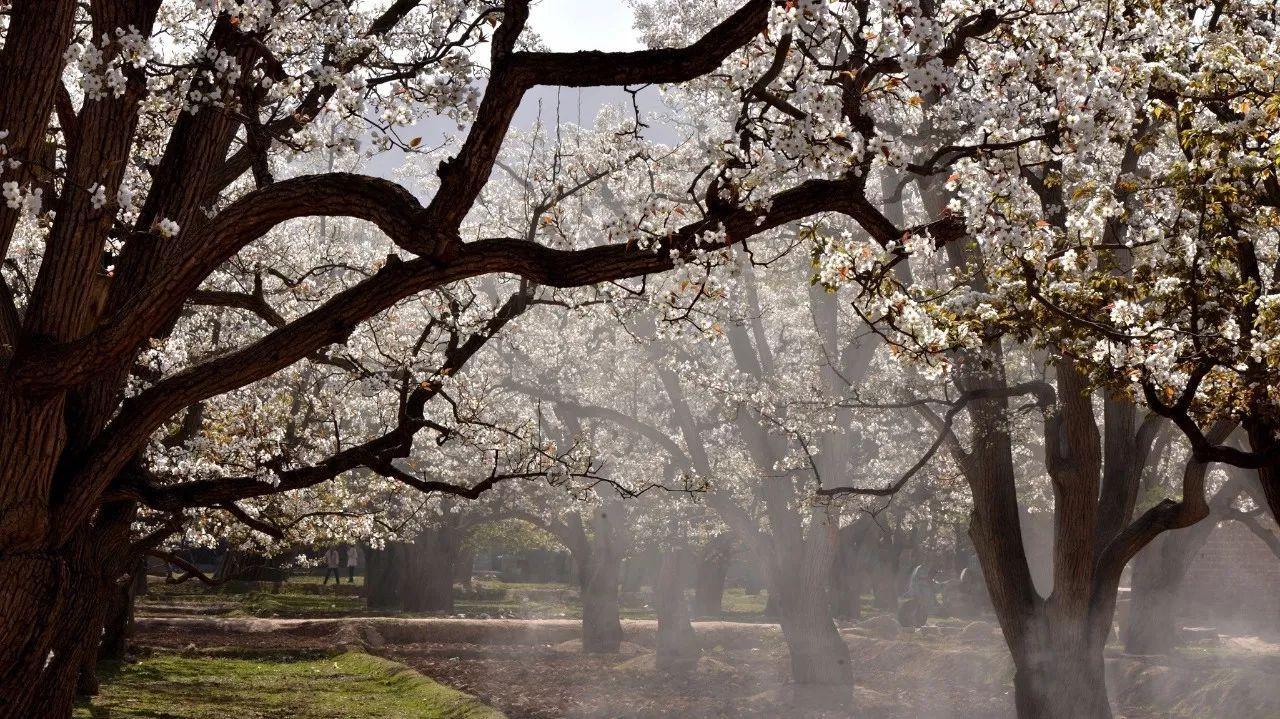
[693,534,731,617]
[655,548,700,672]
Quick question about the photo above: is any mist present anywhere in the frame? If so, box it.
[6,1,1280,719]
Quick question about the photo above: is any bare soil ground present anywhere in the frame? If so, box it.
[134,617,1280,719]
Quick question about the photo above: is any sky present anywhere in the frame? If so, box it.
[368,0,677,178]
[528,0,643,52]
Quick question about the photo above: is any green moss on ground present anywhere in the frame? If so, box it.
[74,651,505,719]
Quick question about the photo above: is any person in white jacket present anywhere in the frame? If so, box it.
[322,547,341,585]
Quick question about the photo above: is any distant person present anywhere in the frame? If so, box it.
[323,547,341,585]
[346,545,360,584]
[898,563,938,627]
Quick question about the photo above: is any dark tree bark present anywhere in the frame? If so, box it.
[655,548,700,672]
[1011,617,1113,719]
[947,351,1223,719]
[363,544,402,611]
[2,503,135,719]
[400,525,460,613]
[98,556,145,661]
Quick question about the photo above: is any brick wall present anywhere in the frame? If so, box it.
[1178,520,1280,633]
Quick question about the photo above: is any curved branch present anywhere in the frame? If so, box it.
[509,0,770,88]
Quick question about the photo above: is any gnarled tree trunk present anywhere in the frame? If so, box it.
[1,503,135,719]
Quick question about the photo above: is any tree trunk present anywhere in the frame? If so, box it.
[693,534,731,617]
[1123,528,1204,655]
[98,555,145,663]
[364,544,402,611]
[0,543,117,718]
[581,562,623,652]
[581,507,624,653]
[655,548,700,672]
[829,524,864,620]
[774,516,851,686]
[400,528,458,613]
[1012,626,1113,719]
[777,591,852,685]
[77,574,135,698]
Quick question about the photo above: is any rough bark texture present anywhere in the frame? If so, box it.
[772,515,852,686]
[0,505,134,719]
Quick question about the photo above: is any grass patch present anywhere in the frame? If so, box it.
[74,651,505,719]
[139,588,363,618]
[236,592,364,617]
[141,577,779,622]
[716,588,769,620]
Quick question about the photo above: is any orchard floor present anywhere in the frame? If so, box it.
[74,650,502,719]
[132,616,1280,719]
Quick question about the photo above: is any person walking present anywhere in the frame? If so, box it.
[323,547,341,585]
[346,545,360,584]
